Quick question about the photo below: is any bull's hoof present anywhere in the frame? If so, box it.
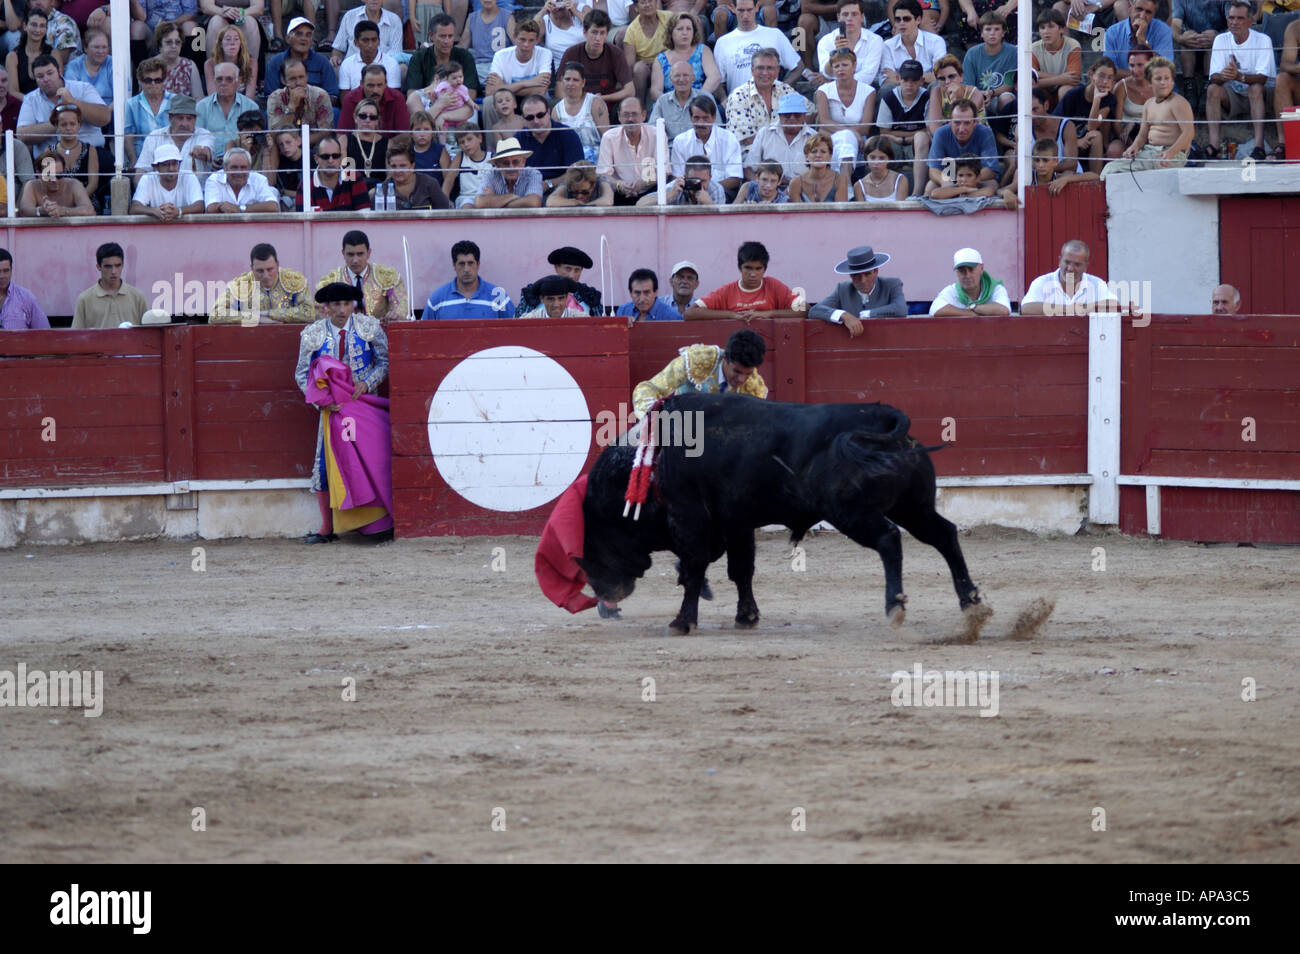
[734,613,760,630]
[953,601,994,643]
[668,618,693,636]
[701,579,714,601]
[888,604,906,628]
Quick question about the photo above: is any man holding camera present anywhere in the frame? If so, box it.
[665,155,725,205]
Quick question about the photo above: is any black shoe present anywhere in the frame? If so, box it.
[305,532,338,544]
[1250,146,1267,162]
[597,600,622,619]
[366,529,395,543]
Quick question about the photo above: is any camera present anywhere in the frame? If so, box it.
[681,178,702,192]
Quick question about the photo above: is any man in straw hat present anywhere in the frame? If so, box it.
[808,244,907,338]
[474,136,543,208]
[295,281,393,545]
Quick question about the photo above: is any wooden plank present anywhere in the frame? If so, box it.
[193,390,320,422]
[191,324,309,359]
[0,360,163,397]
[0,329,165,358]
[0,457,165,486]
[194,452,312,480]
[1156,487,1300,544]
[0,426,165,458]
[1146,419,1300,453]
[194,421,318,455]
[1146,449,1300,480]
[0,395,163,426]
[163,324,195,482]
[1147,389,1298,422]
[1150,354,1298,391]
[390,319,629,360]
[193,359,303,391]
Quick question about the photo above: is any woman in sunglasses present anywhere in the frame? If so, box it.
[347,98,390,188]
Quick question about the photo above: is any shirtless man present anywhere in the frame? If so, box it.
[1100,56,1193,177]
[1275,17,1300,133]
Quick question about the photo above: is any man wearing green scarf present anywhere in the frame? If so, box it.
[929,248,1012,316]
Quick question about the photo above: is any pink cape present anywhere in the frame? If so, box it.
[306,355,394,533]
[535,475,598,613]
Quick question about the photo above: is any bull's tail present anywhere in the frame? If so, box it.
[847,406,912,445]
[830,429,934,482]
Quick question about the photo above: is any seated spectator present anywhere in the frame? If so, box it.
[746,93,813,181]
[1171,0,1227,103]
[815,0,884,87]
[16,53,109,151]
[445,126,493,207]
[421,239,514,320]
[407,61,476,132]
[210,242,315,324]
[540,0,586,61]
[1031,8,1081,110]
[808,244,904,335]
[1115,43,1155,147]
[816,48,875,178]
[732,160,789,203]
[0,66,23,135]
[346,97,389,187]
[316,228,410,323]
[296,132,373,210]
[724,48,795,147]
[474,135,543,207]
[1055,57,1120,173]
[200,0,263,87]
[518,93,584,189]
[379,133,453,208]
[957,0,1016,51]
[929,246,1010,316]
[18,150,95,216]
[7,10,52,97]
[515,245,604,315]
[658,259,699,316]
[198,62,259,160]
[483,18,552,131]
[1104,0,1173,76]
[269,129,308,208]
[619,267,683,323]
[649,11,721,102]
[685,240,803,321]
[650,59,710,141]
[649,152,725,204]
[63,27,111,107]
[488,88,525,147]
[553,61,608,162]
[1015,87,1079,181]
[963,10,1017,145]
[1020,239,1119,316]
[916,0,946,34]
[881,0,945,85]
[597,96,656,204]
[408,110,445,182]
[124,57,173,166]
[331,0,405,69]
[1277,16,1300,136]
[545,158,613,205]
[129,141,205,219]
[877,59,932,196]
[1101,56,1194,176]
[1211,283,1241,315]
[0,133,35,189]
[926,99,998,194]
[624,0,672,103]
[406,13,481,101]
[266,16,340,101]
[929,154,1004,205]
[519,275,589,318]
[712,0,802,94]
[0,248,50,329]
[133,94,214,184]
[204,147,280,212]
[72,242,149,329]
[37,0,81,69]
[927,53,986,132]
[205,24,258,101]
[268,58,335,133]
[854,135,910,201]
[338,20,400,91]
[463,0,517,83]
[1028,136,1098,193]
[341,65,411,135]
[1205,2,1277,161]
[558,10,634,110]
[153,20,204,99]
[668,95,742,195]
[44,104,105,211]
[788,132,848,202]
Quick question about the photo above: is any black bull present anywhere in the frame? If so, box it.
[576,394,982,634]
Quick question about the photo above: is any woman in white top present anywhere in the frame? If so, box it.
[540,0,587,59]
[815,48,876,178]
[854,136,908,203]
[552,61,609,162]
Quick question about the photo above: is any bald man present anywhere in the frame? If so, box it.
[1211,284,1241,315]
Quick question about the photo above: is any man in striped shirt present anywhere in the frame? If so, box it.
[420,240,514,319]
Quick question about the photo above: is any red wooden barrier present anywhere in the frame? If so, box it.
[1120,314,1300,542]
[1219,196,1300,316]
[1023,181,1108,288]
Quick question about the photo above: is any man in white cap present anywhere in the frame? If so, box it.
[267,16,341,103]
[744,92,815,181]
[930,248,1010,316]
[1021,239,1119,316]
[128,142,205,220]
[474,137,543,208]
[659,260,700,316]
[808,245,907,338]
[133,94,214,187]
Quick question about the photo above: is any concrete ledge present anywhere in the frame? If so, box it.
[1176,163,1300,195]
[936,485,1087,535]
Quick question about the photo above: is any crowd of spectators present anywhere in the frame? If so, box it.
[0,0,1295,216]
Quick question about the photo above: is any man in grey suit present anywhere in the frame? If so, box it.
[808,246,908,338]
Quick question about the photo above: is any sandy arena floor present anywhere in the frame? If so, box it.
[1,527,1296,863]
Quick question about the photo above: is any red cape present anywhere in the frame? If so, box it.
[534,475,598,613]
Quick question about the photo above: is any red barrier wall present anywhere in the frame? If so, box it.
[1219,196,1300,316]
[1023,181,1108,288]
[1120,315,1300,542]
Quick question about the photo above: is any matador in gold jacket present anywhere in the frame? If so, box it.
[209,245,316,324]
[316,231,410,324]
[631,329,769,419]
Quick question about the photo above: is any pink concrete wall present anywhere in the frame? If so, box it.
[5,207,1021,317]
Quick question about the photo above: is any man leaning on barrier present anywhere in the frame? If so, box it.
[210,242,316,325]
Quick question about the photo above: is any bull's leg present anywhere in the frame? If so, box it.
[836,512,906,622]
[725,530,760,629]
[888,505,981,610]
[669,551,709,635]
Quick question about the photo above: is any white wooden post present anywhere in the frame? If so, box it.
[1088,311,1122,525]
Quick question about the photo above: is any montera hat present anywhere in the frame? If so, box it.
[548,246,594,269]
[315,282,364,304]
[536,275,579,297]
[833,245,891,274]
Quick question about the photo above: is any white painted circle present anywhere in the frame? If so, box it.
[428,346,592,512]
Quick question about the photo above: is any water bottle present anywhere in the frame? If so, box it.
[387,181,397,210]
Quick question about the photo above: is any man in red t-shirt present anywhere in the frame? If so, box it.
[685,241,807,321]
[558,9,635,110]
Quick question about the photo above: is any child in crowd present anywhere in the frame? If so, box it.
[732,161,789,204]
[443,127,493,208]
